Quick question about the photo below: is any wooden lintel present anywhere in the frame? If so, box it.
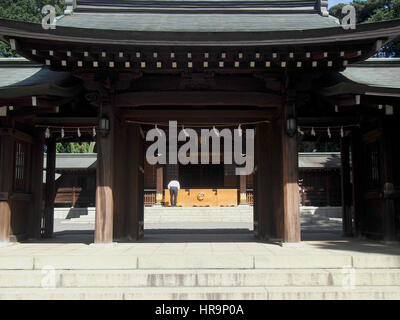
[122,109,276,123]
[115,91,282,108]
[297,116,360,126]
[35,117,98,125]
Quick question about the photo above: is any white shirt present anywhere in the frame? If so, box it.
[167,180,180,190]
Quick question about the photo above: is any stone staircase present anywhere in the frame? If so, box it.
[0,254,399,299]
[57,206,341,225]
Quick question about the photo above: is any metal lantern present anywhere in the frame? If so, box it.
[99,115,110,137]
[285,117,297,137]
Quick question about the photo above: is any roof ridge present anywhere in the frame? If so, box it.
[71,0,321,14]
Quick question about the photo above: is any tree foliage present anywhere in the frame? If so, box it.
[0,0,65,56]
[56,142,91,154]
[329,0,400,57]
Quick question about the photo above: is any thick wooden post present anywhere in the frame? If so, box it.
[350,128,364,237]
[0,133,14,243]
[28,129,44,239]
[113,122,128,240]
[281,103,301,243]
[239,175,247,205]
[138,127,145,239]
[381,124,396,242]
[125,125,144,240]
[340,136,353,236]
[254,121,283,240]
[43,138,56,238]
[253,126,260,237]
[155,165,164,206]
[94,103,115,244]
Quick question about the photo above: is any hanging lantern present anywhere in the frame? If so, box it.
[285,118,297,137]
[99,115,110,137]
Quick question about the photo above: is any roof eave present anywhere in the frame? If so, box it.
[0,18,399,47]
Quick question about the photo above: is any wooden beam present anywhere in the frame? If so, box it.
[125,125,144,240]
[281,102,301,243]
[113,120,128,240]
[116,91,282,108]
[27,129,44,239]
[35,117,98,125]
[350,128,364,237]
[156,165,164,206]
[43,138,56,238]
[255,121,284,240]
[340,136,353,237]
[0,133,14,242]
[123,109,275,123]
[94,103,115,244]
[381,122,396,242]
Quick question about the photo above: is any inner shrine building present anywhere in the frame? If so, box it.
[0,0,400,244]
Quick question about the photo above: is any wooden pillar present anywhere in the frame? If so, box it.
[28,129,44,239]
[94,103,115,244]
[113,121,128,240]
[0,132,14,243]
[155,165,164,206]
[281,103,301,243]
[350,128,364,237]
[253,126,260,237]
[239,175,247,205]
[340,136,353,237]
[381,124,396,242]
[125,125,143,240]
[138,127,145,239]
[43,138,56,238]
[254,121,283,240]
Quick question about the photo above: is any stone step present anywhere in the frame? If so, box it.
[1,269,400,288]
[2,254,400,270]
[0,286,399,300]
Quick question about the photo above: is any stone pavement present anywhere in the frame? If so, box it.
[0,208,399,300]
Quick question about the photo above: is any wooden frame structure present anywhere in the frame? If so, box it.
[0,0,399,244]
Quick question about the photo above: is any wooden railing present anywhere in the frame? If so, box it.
[144,191,156,206]
[246,192,254,206]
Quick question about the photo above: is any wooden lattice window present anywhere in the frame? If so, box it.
[365,141,381,191]
[14,141,30,192]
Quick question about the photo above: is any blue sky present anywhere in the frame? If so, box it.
[328,0,352,8]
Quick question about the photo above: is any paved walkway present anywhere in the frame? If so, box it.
[1,228,400,269]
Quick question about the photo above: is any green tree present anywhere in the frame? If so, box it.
[0,0,65,56]
[329,0,400,57]
[56,142,91,154]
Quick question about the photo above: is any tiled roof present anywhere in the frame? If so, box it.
[57,12,338,32]
[341,59,400,90]
[321,58,400,96]
[0,58,81,99]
